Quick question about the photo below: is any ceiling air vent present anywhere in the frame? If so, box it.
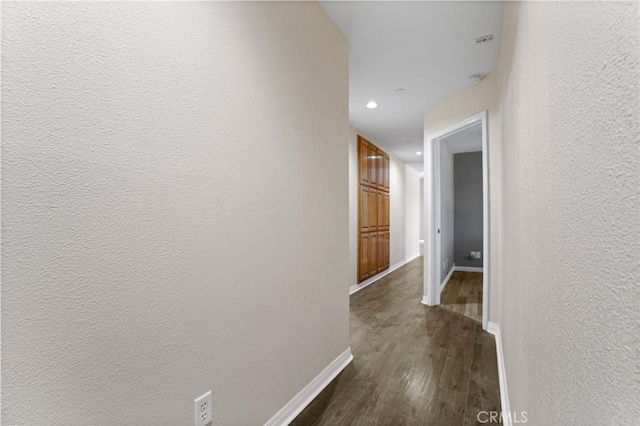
[475,34,493,44]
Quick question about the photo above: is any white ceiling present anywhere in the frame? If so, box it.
[442,122,482,153]
[319,1,504,172]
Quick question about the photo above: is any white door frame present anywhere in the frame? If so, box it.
[423,110,489,330]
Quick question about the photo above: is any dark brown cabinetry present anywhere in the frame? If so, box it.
[357,135,390,282]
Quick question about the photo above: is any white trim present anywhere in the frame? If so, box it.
[434,138,442,304]
[487,322,511,426]
[439,264,455,293]
[481,114,489,331]
[349,253,421,295]
[421,294,429,306]
[265,347,353,426]
[454,266,483,273]
[424,110,490,330]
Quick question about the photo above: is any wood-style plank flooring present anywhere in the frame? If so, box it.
[440,272,483,323]
[291,257,501,426]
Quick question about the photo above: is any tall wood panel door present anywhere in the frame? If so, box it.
[359,186,370,233]
[369,189,378,232]
[359,233,371,281]
[357,135,391,283]
[358,137,370,186]
[382,154,390,191]
[368,145,377,186]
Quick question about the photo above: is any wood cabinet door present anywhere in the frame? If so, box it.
[383,231,390,268]
[369,188,378,232]
[359,186,370,233]
[358,136,369,186]
[377,153,384,190]
[377,190,385,230]
[368,145,377,186]
[359,233,371,281]
[383,193,390,231]
[383,154,390,191]
[369,232,378,276]
[377,232,385,273]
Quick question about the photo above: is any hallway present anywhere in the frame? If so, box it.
[292,258,501,426]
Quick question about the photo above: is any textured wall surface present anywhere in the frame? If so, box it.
[348,128,421,287]
[348,127,359,287]
[439,141,455,281]
[419,178,425,241]
[403,163,421,260]
[453,152,483,268]
[496,1,639,424]
[1,2,349,424]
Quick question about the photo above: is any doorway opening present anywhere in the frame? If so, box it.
[423,111,489,329]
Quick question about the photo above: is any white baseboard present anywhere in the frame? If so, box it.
[349,253,421,295]
[439,264,456,293]
[454,265,483,273]
[265,347,353,426]
[421,294,430,306]
[487,322,511,426]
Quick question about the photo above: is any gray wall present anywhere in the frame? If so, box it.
[439,142,454,282]
[454,152,483,267]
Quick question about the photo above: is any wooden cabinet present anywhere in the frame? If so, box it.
[368,145,377,186]
[383,155,390,191]
[369,188,378,232]
[359,186,370,233]
[359,233,371,280]
[358,138,370,186]
[357,135,391,282]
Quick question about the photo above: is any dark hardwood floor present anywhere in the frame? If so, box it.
[440,271,483,323]
[291,257,501,426]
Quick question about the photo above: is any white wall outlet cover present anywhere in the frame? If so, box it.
[476,251,481,259]
[194,390,212,426]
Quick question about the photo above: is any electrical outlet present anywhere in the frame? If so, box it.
[476,251,481,259]
[194,391,212,426]
[470,251,476,259]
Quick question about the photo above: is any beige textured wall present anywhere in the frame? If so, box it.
[495,2,639,424]
[1,2,349,424]
[424,1,639,423]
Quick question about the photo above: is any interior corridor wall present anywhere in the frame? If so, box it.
[349,127,421,288]
[1,2,350,424]
[494,2,639,424]
[419,178,425,241]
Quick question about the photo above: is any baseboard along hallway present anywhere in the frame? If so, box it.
[292,257,501,425]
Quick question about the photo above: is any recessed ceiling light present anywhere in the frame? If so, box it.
[395,88,405,93]
[416,151,423,155]
[365,101,378,109]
